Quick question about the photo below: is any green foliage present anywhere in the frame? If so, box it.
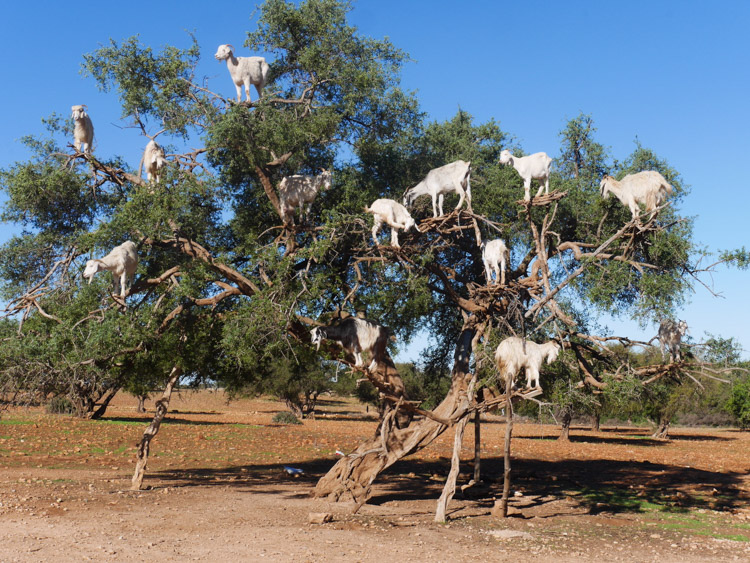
[719,247,750,269]
[0,0,735,431]
[397,362,451,411]
[272,411,303,425]
[726,380,750,430]
[82,36,210,136]
[701,334,743,366]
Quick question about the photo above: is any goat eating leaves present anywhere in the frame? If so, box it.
[365,198,420,248]
[310,317,389,371]
[278,169,332,225]
[82,241,138,299]
[600,170,673,222]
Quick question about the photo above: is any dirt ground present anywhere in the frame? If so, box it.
[1,391,749,562]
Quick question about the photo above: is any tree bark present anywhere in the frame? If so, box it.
[652,416,670,439]
[473,409,481,483]
[435,414,470,522]
[137,394,147,413]
[591,411,601,432]
[284,397,303,419]
[313,323,479,507]
[131,366,182,490]
[435,371,477,522]
[559,409,572,441]
[494,368,515,518]
[87,386,120,420]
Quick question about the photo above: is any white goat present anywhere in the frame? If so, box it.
[499,150,552,201]
[600,171,673,221]
[365,198,421,248]
[82,241,139,298]
[138,140,167,184]
[310,317,389,370]
[494,336,560,391]
[481,238,508,285]
[658,319,688,363]
[403,160,471,217]
[71,105,94,154]
[214,44,270,103]
[278,169,332,225]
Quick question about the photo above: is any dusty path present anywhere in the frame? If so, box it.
[1,392,749,562]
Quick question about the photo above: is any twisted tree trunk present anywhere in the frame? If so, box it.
[435,415,471,522]
[494,366,515,517]
[313,324,478,507]
[131,366,182,490]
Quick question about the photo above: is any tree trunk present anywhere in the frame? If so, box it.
[493,368,515,518]
[473,409,481,483]
[314,323,478,507]
[435,415,470,522]
[559,409,572,441]
[284,397,303,419]
[302,389,319,419]
[131,366,182,490]
[87,386,120,420]
[137,394,147,413]
[435,372,477,522]
[652,417,670,439]
[591,411,600,432]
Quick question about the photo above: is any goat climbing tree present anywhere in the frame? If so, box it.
[0,0,746,504]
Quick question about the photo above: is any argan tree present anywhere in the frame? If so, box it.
[0,0,744,510]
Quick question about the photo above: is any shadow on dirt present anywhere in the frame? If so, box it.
[147,453,748,517]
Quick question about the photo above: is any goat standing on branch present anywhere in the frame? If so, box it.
[82,241,138,299]
[403,160,471,217]
[657,319,688,363]
[138,140,167,184]
[599,170,673,222]
[310,317,390,371]
[71,105,94,154]
[278,169,332,225]
[495,336,560,391]
[365,198,420,248]
[481,238,508,285]
[499,149,552,201]
[214,44,270,103]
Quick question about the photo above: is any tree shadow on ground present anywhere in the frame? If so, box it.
[147,454,748,517]
[520,434,671,447]
[100,416,235,427]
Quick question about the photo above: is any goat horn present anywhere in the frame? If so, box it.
[226,44,234,51]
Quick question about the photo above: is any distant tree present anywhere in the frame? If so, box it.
[727,379,750,430]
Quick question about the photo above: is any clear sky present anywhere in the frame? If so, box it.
[1,0,748,359]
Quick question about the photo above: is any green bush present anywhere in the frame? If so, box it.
[272,411,302,425]
[726,381,750,430]
[46,395,75,415]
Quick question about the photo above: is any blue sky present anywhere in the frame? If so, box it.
[1,0,748,359]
